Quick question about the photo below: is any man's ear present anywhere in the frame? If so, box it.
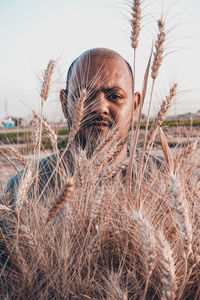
[134,92,141,113]
[60,89,68,119]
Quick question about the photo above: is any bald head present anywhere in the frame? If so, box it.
[66,48,133,93]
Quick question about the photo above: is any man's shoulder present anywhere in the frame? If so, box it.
[3,153,60,206]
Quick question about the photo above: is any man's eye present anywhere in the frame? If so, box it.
[107,94,123,102]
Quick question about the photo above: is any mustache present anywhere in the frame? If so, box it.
[81,114,113,129]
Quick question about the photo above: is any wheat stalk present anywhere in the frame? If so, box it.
[46,178,74,223]
[135,17,166,210]
[160,127,193,299]
[160,128,193,257]
[34,59,55,197]
[0,204,11,211]
[36,87,86,202]
[33,112,57,152]
[127,48,153,178]
[126,0,141,196]
[32,113,40,149]
[0,149,20,174]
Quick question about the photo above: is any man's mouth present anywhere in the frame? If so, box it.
[82,119,112,129]
[92,121,111,128]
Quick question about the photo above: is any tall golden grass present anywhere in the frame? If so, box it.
[0,1,200,299]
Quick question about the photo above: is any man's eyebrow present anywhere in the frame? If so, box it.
[102,86,127,94]
[103,86,123,90]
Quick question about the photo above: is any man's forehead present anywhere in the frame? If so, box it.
[73,51,129,72]
[68,52,132,90]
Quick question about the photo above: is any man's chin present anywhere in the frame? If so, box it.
[75,126,110,149]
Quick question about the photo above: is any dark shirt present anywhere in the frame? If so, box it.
[3,150,74,208]
[3,149,162,208]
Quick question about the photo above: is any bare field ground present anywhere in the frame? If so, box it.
[0,126,200,188]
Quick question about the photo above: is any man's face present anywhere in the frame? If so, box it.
[62,51,135,148]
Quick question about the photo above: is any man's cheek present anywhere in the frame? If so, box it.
[118,109,132,126]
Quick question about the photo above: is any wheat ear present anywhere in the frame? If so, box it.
[46,178,74,223]
[8,147,26,166]
[16,168,35,213]
[169,172,193,299]
[143,17,166,151]
[183,141,197,159]
[128,47,153,171]
[156,230,177,300]
[89,188,103,221]
[102,159,128,179]
[92,127,120,159]
[159,127,174,173]
[105,137,127,165]
[68,89,87,146]
[130,0,141,49]
[178,141,197,167]
[146,84,177,151]
[131,210,156,299]
[40,60,55,101]
[151,17,165,80]
[170,173,193,254]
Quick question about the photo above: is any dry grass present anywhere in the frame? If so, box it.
[0,120,200,299]
[0,3,200,300]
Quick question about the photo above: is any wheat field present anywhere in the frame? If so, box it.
[1,1,200,299]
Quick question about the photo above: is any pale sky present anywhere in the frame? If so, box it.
[0,0,200,121]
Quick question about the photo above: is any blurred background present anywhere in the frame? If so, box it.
[0,0,200,125]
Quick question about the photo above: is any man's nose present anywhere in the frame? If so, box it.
[93,93,109,116]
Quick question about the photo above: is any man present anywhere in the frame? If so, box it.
[1,48,140,276]
[60,47,140,161]
[4,48,141,204]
